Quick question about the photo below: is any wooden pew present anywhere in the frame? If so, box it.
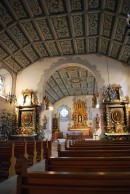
[70,139,130,143]
[58,149,130,157]
[35,140,51,161]
[14,140,51,166]
[45,156,130,172]
[68,140,130,147]
[66,141,130,150]
[0,140,52,182]
[65,144,130,150]
[17,171,130,194]
[0,141,12,181]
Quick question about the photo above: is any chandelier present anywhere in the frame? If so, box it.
[6,92,17,104]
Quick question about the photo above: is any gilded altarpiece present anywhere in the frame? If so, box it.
[104,102,129,132]
[103,84,130,139]
[68,99,92,138]
[15,89,39,135]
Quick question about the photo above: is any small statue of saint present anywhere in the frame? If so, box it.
[43,96,50,110]
[78,115,82,122]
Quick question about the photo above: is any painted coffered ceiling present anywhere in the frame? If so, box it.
[45,66,97,104]
[0,0,130,104]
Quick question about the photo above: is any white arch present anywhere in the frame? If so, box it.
[42,57,104,99]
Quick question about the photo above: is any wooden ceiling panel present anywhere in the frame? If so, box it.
[0,0,129,70]
[0,0,130,103]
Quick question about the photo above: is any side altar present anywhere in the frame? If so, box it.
[15,89,40,137]
[68,99,92,138]
[102,84,130,140]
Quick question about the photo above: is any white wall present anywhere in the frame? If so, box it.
[15,54,130,137]
[16,54,130,102]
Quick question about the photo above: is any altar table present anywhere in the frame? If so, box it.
[68,128,90,136]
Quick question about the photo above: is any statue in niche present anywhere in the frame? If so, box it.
[78,114,82,122]
[22,89,38,105]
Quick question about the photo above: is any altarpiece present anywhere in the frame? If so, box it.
[102,84,130,139]
[15,89,39,136]
[68,99,92,138]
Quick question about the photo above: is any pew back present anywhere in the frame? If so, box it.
[17,171,130,194]
[58,149,130,157]
[45,156,130,172]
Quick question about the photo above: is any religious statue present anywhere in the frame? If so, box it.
[95,114,100,129]
[78,114,82,122]
[108,87,118,101]
[102,84,121,102]
[43,96,50,110]
[92,92,99,108]
[22,89,38,105]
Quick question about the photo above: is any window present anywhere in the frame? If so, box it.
[0,75,4,92]
[60,108,69,117]
[58,105,71,121]
[0,68,12,98]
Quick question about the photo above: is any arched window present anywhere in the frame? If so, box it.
[60,108,69,117]
[58,105,71,121]
[0,75,4,92]
[0,68,12,98]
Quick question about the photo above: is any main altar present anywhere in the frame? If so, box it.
[68,99,92,138]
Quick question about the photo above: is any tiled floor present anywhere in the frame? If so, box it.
[0,140,64,194]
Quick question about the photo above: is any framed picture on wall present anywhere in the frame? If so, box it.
[111,108,123,123]
[16,105,39,133]
[21,111,33,127]
[103,101,129,133]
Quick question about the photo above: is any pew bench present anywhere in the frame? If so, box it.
[58,149,130,157]
[68,140,130,147]
[0,143,13,181]
[17,171,130,194]
[65,145,130,150]
[0,140,52,182]
[70,140,130,144]
[45,156,130,172]
[68,139,130,145]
